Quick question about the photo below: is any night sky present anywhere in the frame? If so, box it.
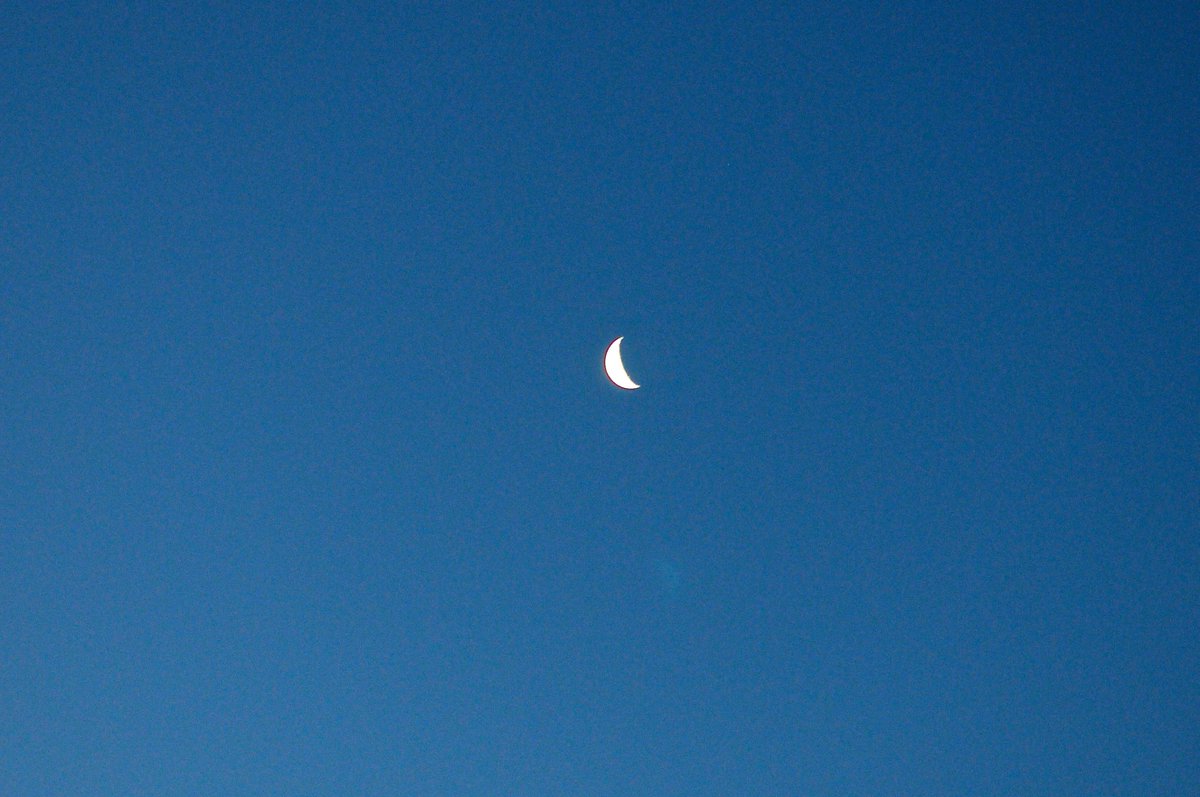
[2,3,1197,794]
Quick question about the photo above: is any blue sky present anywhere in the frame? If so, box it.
[2,2,1197,794]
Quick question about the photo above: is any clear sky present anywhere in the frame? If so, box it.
[2,2,1197,794]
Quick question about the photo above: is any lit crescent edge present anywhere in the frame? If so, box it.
[604,336,640,390]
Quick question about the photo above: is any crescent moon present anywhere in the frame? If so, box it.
[604,336,640,390]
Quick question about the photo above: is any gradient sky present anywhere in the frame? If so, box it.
[2,2,1197,795]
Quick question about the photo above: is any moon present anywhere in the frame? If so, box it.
[604,336,641,390]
